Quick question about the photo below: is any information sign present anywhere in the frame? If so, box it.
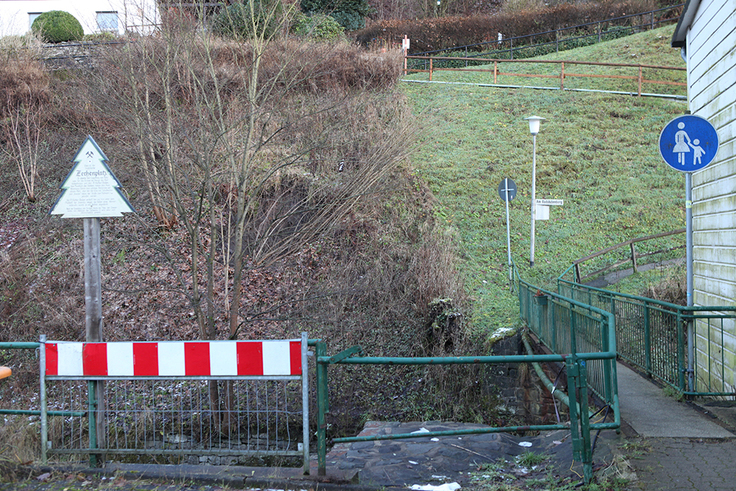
[51,136,134,218]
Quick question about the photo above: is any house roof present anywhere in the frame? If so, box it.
[672,0,702,47]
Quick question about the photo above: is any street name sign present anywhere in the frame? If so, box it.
[659,115,719,172]
[536,199,563,206]
[51,135,134,219]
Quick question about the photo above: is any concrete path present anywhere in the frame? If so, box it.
[616,362,733,438]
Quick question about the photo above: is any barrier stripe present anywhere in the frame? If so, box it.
[45,340,301,377]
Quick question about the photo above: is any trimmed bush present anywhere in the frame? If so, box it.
[291,13,344,40]
[31,11,84,44]
[211,0,285,40]
[301,0,374,31]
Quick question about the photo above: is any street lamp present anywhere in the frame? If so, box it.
[525,116,545,267]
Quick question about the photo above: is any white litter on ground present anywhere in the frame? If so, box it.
[411,427,431,434]
[518,441,533,447]
[410,483,461,491]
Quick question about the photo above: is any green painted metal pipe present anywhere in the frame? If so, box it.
[333,424,571,443]
[521,333,573,410]
[0,409,86,417]
[0,342,40,349]
[317,352,615,366]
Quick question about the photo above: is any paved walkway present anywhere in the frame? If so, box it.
[614,362,736,491]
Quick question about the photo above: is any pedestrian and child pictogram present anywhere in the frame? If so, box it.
[659,115,719,172]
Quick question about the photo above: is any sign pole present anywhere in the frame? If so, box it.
[498,178,517,290]
[51,135,134,467]
[84,217,105,467]
[84,217,103,343]
[686,172,694,393]
[658,114,719,396]
[504,179,513,289]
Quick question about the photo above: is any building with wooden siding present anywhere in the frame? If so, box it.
[672,0,736,391]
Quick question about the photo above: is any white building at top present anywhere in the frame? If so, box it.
[0,0,161,37]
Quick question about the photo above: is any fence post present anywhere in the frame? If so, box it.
[560,62,565,90]
[638,65,642,96]
[598,22,602,42]
[316,341,328,476]
[494,61,498,84]
[429,58,433,82]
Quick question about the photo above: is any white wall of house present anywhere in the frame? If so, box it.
[0,0,160,37]
[677,0,736,391]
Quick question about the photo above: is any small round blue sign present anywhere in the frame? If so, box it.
[659,115,719,172]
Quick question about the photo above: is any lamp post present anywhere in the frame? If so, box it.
[525,116,545,267]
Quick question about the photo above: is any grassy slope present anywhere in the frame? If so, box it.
[402,25,688,339]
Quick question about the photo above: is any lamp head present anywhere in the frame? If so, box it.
[524,116,546,135]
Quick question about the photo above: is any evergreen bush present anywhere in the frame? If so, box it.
[291,13,344,40]
[211,0,285,40]
[31,11,84,44]
[301,0,373,31]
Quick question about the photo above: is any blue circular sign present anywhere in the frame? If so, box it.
[498,177,517,202]
[659,115,719,172]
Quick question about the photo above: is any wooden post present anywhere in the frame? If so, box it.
[494,61,498,84]
[638,65,643,96]
[84,218,105,465]
[429,58,433,82]
[84,218,103,342]
[560,62,565,90]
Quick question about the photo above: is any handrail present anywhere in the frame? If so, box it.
[560,228,686,283]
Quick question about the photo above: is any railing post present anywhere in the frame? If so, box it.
[40,335,48,465]
[494,60,497,84]
[644,301,652,376]
[638,65,642,96]
[630,242,638,273]
[316,341,328,476]
[301,332,310,475]
[88,380,98,467]
[598,22,602,42]
[577,360,593,484]
[429,58,433,82]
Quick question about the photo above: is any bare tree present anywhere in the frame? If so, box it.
[85,1,409,427]
[2,95,44,203]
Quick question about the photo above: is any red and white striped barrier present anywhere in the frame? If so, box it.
[45,340,302,377]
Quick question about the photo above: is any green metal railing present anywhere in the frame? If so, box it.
[518,279,619,409]
[314,306,620,484]
[557,276,736,397]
